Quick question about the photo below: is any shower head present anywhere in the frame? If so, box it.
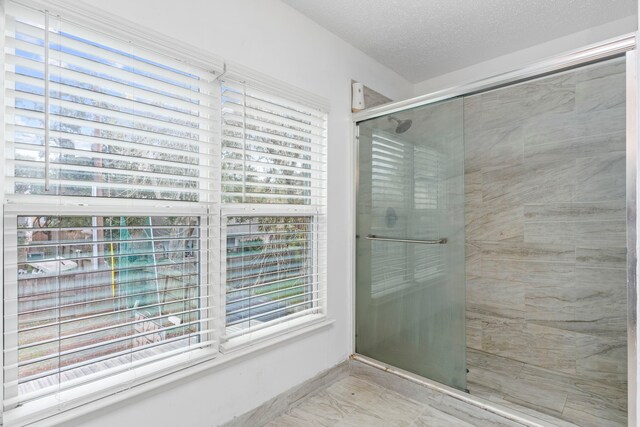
[388,116,413,134]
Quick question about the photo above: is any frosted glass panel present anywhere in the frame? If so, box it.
[356,98,466,390]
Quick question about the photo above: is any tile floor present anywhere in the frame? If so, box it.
[265,375,501,427]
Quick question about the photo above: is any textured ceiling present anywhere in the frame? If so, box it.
[282,0,636,83]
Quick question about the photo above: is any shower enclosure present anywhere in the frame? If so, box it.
[355,46,634,426]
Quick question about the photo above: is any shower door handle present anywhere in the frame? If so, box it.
[365,234,447,244]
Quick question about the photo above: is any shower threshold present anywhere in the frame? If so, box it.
[351,354,583,427]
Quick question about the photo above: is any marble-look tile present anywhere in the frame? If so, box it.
[524,274,576,327]
[464,124,524,172]
[411,406,476,427]
[576,247,627,269]
[467,358,524,398]
[574,57,625,83]
[466,311,483,350]
[482,259,574,285]
[465,241,482,278]
[467,382,582,427]
[336,389,426,427]
[349,361,443,405]
[467,276,525,318]
[465,73,575,132]
[522,323,576,375]
[467,349,524,376]
[575,71,625,113]
[562,393,627,427]
[523,201,626,222]
[263,413,310,427]
[524,132,626,163]
[496,72,575,109]
[462,58,626,427]
[479,314,529,361]
[287,391,356,426]
[575,330,627,387]
[429,395,526,427]
[467,204,524,242]
[523,221,575,245]
[523,107,625,146]
[480,241,575,263]
[574,152,626,203]
[571,267,627,335]
[524,220,626,248]
[482,160,575,206]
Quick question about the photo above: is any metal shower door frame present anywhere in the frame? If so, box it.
[350,32,639,426]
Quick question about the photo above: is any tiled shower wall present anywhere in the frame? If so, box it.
[464,57,627,424]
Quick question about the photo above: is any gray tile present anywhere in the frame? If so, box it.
[482,160,575,206]
[523,202,626,222]
[465,72,575,132]
[479,314,529,361]
[574,152,626,203]
[523,107,625,146]
[574,57,625,83]
[576,247,627,269]
[466,241,482,278]
[524,221,575,245]
[480,242,575,263]
[466,311,483,350]
[571,267,627,335]
[411,406,476,427]
[287,390,356,426]
[464,124,524,172]
[335,389,426,427]
[575,71,625,113]
[430,395,526,427]
[349,361,442,405]
[323,376,385,411]
[524,132,626,163]
[562,393,627,427]
[523,220,626,248]
[467,204,524,242]
[575,328,627,387]
[522,324,576,375]
[467,276,525,318]
[263,413,312,427]
[525,273,576,327]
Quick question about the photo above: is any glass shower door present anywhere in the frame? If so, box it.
[356,98,466,391]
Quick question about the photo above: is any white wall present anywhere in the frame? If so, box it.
[61,1,413,426]
[413,16,636,96]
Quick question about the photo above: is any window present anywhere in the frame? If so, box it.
[8,215,203,401]
[224,215,320,338]
[2,0,328,420]
[220,77,327,344]
[3,0,219,416]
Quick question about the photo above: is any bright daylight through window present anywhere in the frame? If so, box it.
[2,0,327,417]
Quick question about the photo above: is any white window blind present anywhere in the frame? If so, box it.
[220,79,327,206]
[224,215,325,340]
[2,1,220,417]
[4,1,219,202]
[4,214,212,409]
[220,77,328,343]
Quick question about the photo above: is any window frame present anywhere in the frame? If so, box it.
[0,0,331,423]
[2,201,220,420]
[219,204,327,352]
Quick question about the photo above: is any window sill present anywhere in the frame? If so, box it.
[5,317,335,427]
[221,313,330,353]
